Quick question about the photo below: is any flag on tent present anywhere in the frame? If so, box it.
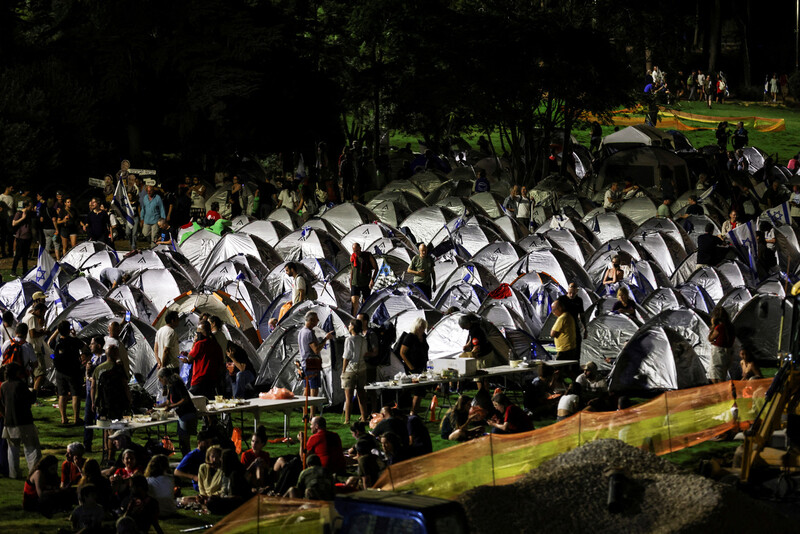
[295,154,307,180]
[372,302,391,325]
[372,258,399,291]
[113,177,136,227]
[25,246,60,290]
[728,220,758,274]
[765,202,791,226]
[698,184,716,200]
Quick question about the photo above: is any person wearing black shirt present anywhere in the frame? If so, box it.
[158,368,197,455]
[172,185,192,228]
[82,198,110,243]
[697,223,727,267]
[558,283,585,345]
[684,195,704,216]
[372,406,409,445]
[49,321,85,425]
[458,314,494,368]
[155,218,176,248]
[225,342,257,399]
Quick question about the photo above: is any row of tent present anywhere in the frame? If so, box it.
[5,128,796,401]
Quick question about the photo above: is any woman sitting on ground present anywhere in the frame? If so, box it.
[603,255,624,286]
[612,287,636,317]
[77,458,113,511]
[487,393,534,434]
[145,454,177,516]
[24,454,71,517]
[207,449,251,514]
[197,445,224,503]
[556,382,582,421]
[740,348,762,380]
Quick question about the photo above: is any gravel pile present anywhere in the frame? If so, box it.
[457,439,793,534]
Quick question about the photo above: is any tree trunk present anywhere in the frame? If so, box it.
[708,0,721,74]
[742,0,751,87]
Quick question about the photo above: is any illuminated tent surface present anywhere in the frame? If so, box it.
[274,227,349,270]
[256,301,351,404]
[260,260,319,301]
[107,285,159,324]
[0,279,44,319]
[424,179,476,205]
[580,314,639,372]
[320,202,379,238]
[367,199,413,227]
[583,294,649,324]
[408,170,446,195]
[48,296,127,329]
[583,239,642,287]
[644,308,713,376]
[116,249,201,286]
[360,288,435,320]
[339,222,413,253]
[228,214,255,232]
[681,215,721,246]
[630,216,696,254]
[267,207,302,231]
[732,294,794,361]
[501,247,592,290]
[469,191,506,219]
[582,211,639,245]
[78,317,160,395]
[178,228,224,272]
[470,242,526,281]
[425,312,514,362]
[236,219,291,248]
[202,256,269,291]
[608,324,707,393]
[399,206,458,246]
[75,250,118,281]
[60,241,117,271]
[199,233,282,278]
[593,147,691,201]
[205,183,254,219]
[641,287,689,316]
[433,262,500,302]
[129,268,194,313]
[387,309,444,340]
[434,196,489,218]
[431,224,503,258]
[541,227,596,266]
[714,286,754,318]
[478,283,539,335]
[535,215,600,248]
[631,231,687,277]
[685,266,726,305]
[365,190,428,213]
[617,195,660,227]
[434,281,487,313]
[61,276,108,302]
[382,179,425,199]
[154,290,260,347]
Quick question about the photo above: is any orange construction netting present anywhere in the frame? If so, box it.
[604,107,785,132]
[374,379,771,499]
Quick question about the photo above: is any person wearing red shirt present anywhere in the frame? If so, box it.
[241,426,271,487]
[60,442,86,489]
[298,416,345,476]
[487,393,534,434]
[186,321,224,399]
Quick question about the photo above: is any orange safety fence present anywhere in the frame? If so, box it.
[374,379,771,499]
[599,107,786,132]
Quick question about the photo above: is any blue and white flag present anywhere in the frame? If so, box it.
[698,184,716,200]
[24,245,60,291]
[728,220,758,274]
[113,177,136,227]
[765,202,791,226]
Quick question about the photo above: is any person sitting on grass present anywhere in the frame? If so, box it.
[299,416,346,477]
[347,421,380,457]
[197,445,224,503]
[486,393,533,434]
[174,429,213,490]
[61,442,86,490]
[379,431,410,466]
[23,454,71,517]
[556,382,582,421]
[207,449,251,515]
[740,348,762,380]
[242,426,271,489]
[406,410,433,457]
[77,459,113,512]
[110,449,143,507]
[69,483,105,533]
[285,454,335,500]
[346,439,384,490]
[123,474,164,534]
[144,454,177,517]
[440,395,476,441]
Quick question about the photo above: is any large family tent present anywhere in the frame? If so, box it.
[600,124,675,151]
[592,147,691,201]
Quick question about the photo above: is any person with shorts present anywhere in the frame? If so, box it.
[23,303,48,394]
[49,321,85,425]
[708,307,735,383]
[349,243,377,316]
[341,319,367,424]
[298,312,334,418]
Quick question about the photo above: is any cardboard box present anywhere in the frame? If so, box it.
[433,357,477,376]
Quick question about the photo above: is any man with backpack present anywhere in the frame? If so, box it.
[2,323,37,379]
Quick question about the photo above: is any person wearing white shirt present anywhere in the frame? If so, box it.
[154,311,181,370]
[341,319,368,425]
[1,323,38,375]
[0,310,17,348]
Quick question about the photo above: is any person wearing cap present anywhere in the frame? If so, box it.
[32,291,46,304]
[575,362,608,397]
[102,428,150,477]
[22,302,48,394]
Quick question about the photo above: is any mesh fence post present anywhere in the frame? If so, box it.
[664,390,673,454]
[489,433,496,487]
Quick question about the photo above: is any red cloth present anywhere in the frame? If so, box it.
[22,479,38,511]
[113,466,142,480]
[350,252,358,267]
[487,283,513,300]
[188,338,224,386]
[240,449,271,467]
[306,430,346,475]
[504,404,534,433]
[206,210,221,222]
[711,323,733,348]
[61,460,81,487]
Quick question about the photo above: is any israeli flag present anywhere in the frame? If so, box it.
[698,184,716,200]
[373,258,398,291]
[765,202,791,226]
[728,220,758,274]
[113,178,136,227]
[24,245,60,291]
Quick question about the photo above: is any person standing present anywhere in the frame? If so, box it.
[139,185,165,245]
[732,121,749,150]
[715,122,730,151]
[769,73,779,103]
[23,303,48,394]
[154,311,180,371]
[285,262,308,306]
[56,197,79,253]
[398,318,429,415]
[0,362,42,479]
[517,187,532,228]
[298,312,334,418]
[39,197,61,261]
[186,321,224,399]
[81,198,110,244]
[11,200,33,277]
[48,321,84,426]
[126,175,141,249]
[349,243,377,316]
[341,319,367,425]
[557,283,585,348]
[550,300,577,361]
[502,185,520,217]
[708,307,735,383]
[407,244,435,301]
[158,368,197,456]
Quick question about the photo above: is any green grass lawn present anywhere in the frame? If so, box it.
[391,99,800,168]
